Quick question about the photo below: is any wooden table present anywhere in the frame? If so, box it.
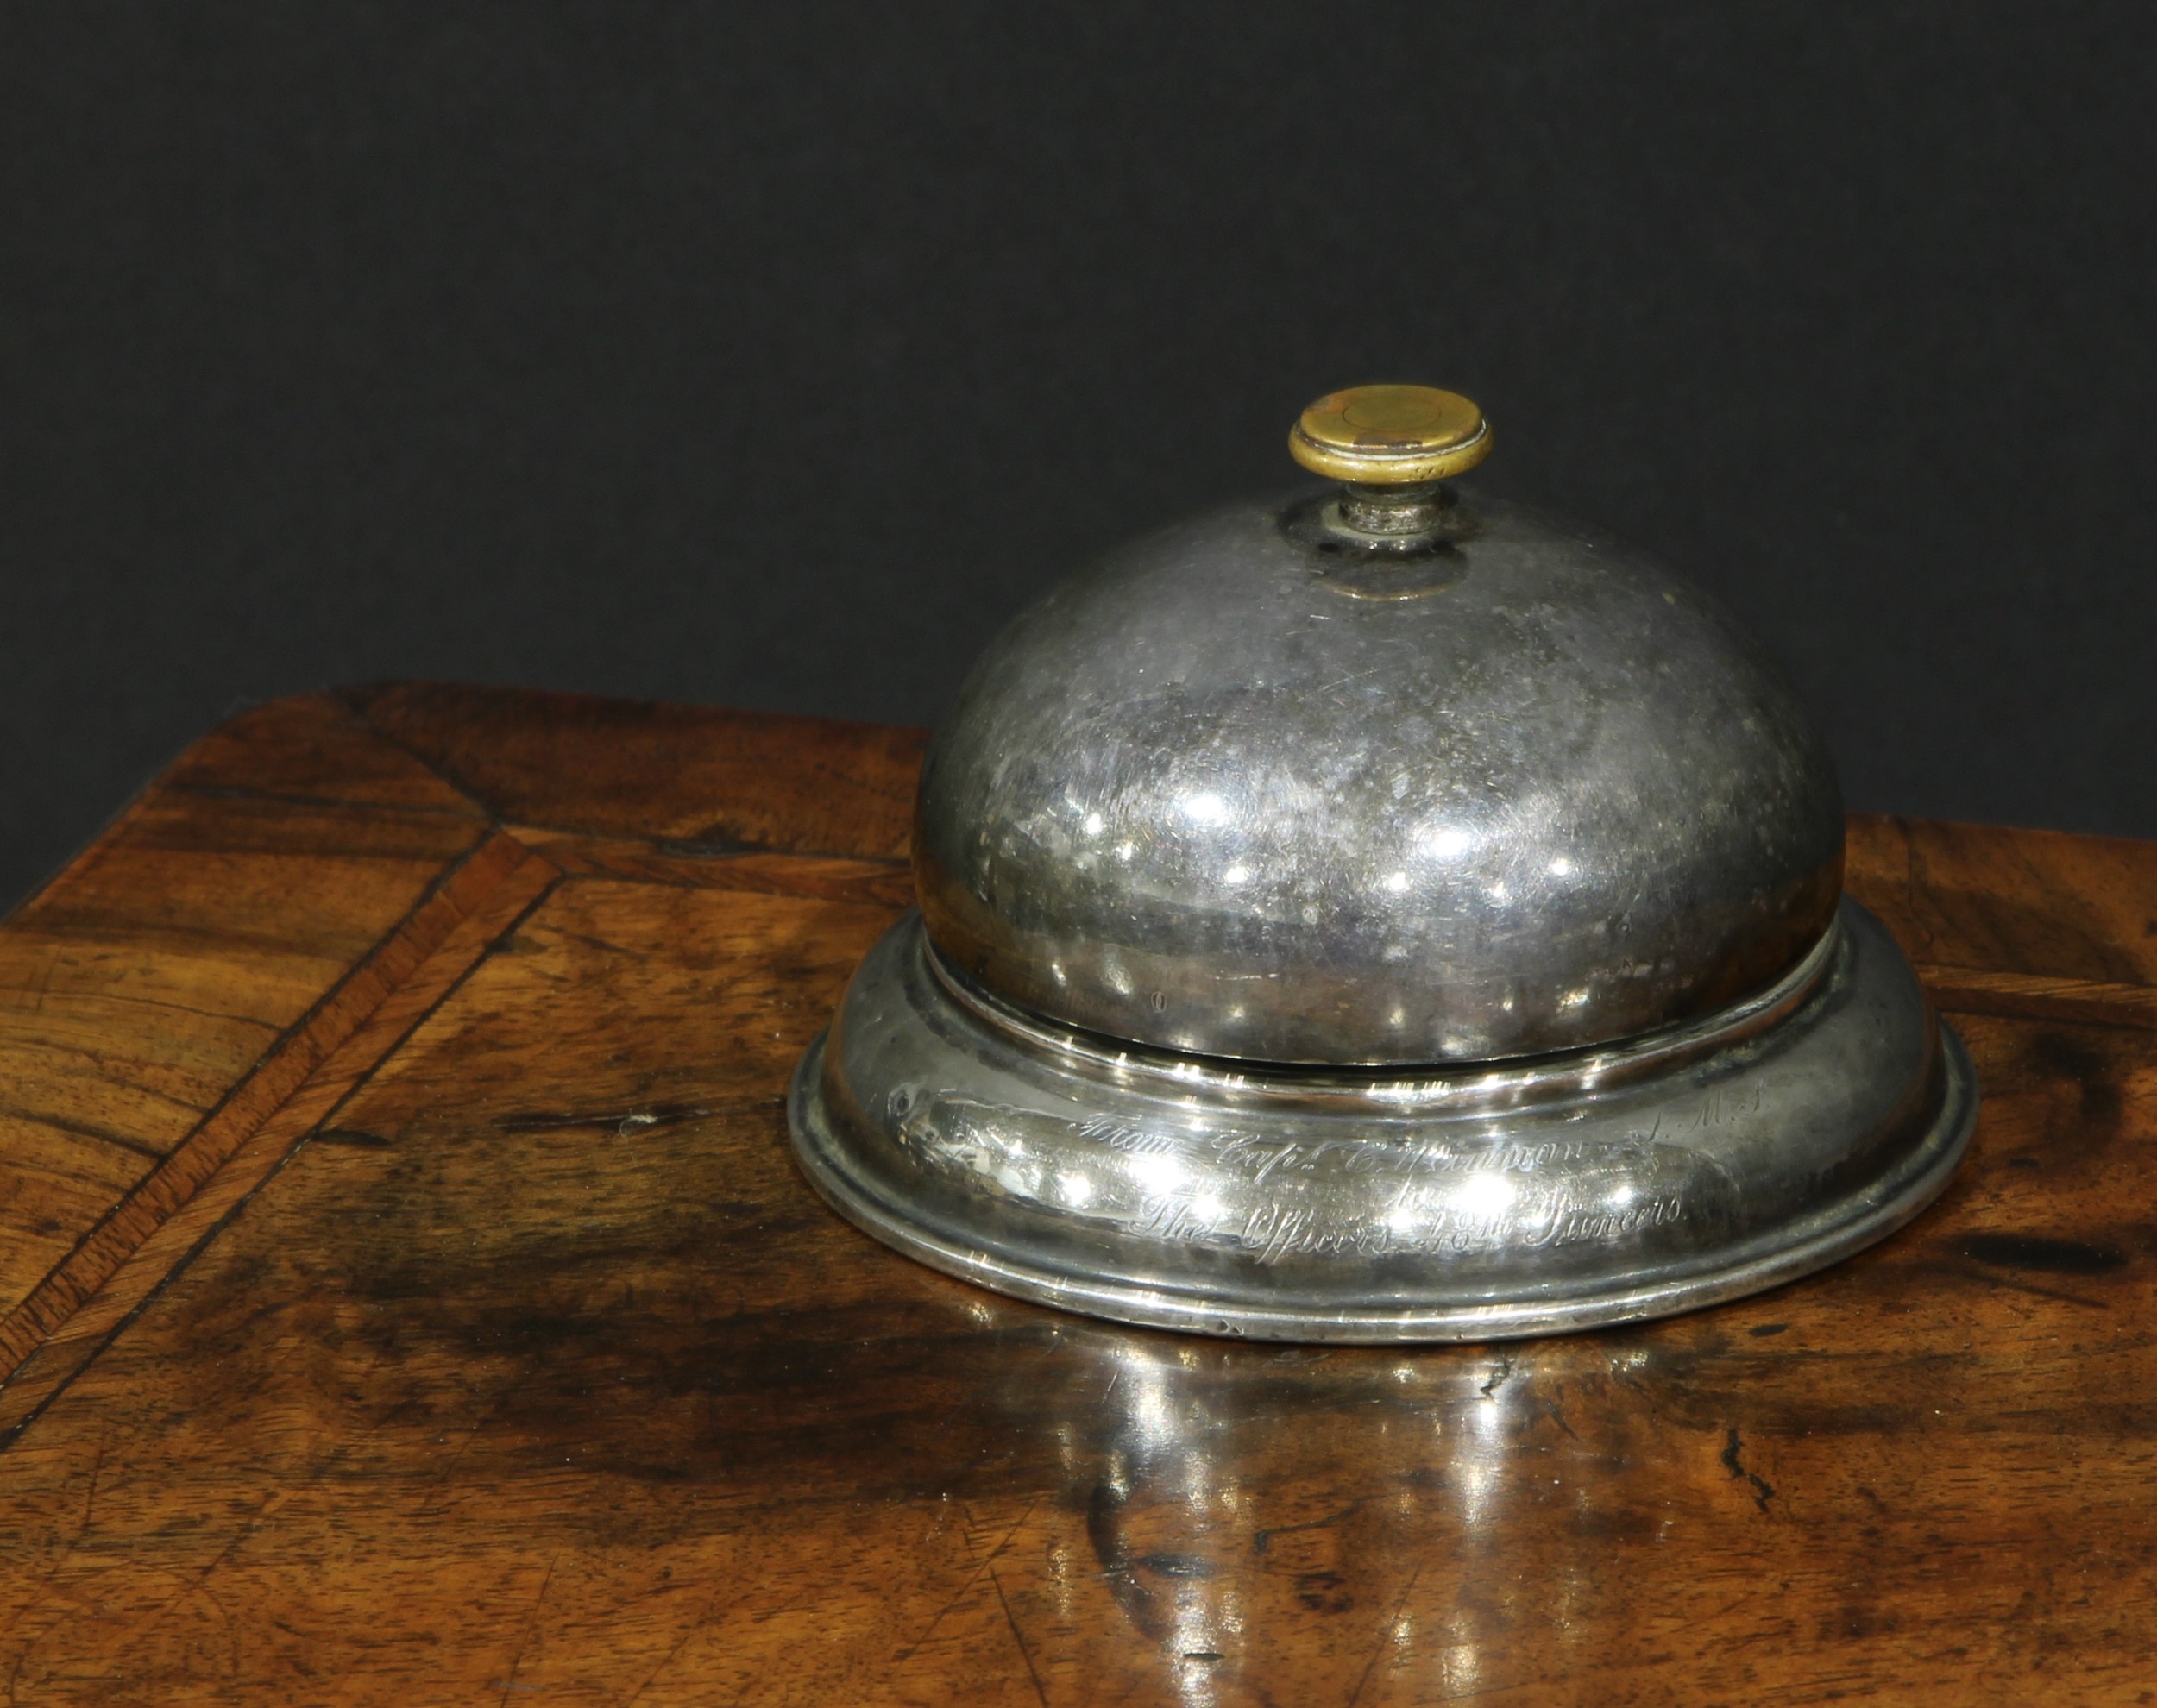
[2,683,2153,1705]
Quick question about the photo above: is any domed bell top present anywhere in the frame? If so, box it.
[913,385,1845,1065]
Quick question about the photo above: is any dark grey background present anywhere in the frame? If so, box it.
[3,3,2153,911]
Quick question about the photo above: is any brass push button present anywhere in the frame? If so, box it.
[1290,384,1492,485]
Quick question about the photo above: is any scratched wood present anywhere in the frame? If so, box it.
[1,686,2154,1705]
[0,694,488,1327]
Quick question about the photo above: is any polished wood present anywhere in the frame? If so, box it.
[2,684,2154,1705]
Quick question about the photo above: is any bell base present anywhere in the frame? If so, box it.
[789,903,1976,1343]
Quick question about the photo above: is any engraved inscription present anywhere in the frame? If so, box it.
[1688,1082,1765,1128]
[883,1084,1738,1264]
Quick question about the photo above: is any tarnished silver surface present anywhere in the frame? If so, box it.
[792,900,1973,1342]
[915,490,1844,1065]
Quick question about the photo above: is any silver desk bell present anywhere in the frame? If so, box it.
[789,384,1976,1341]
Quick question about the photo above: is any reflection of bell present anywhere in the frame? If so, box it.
[789,385,1976,1341]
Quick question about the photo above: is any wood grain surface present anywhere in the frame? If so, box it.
[1,684,2153,1705]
